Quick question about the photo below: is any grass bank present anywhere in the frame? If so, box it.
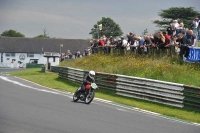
[10,68,200,124]
[60,54,200,87]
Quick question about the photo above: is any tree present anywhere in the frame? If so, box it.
[153,7,200,30]
[142,29,148,36]
[89,17,123,39]
[1,30,25,37]
[34,35,50,38]
[35,28,50,38]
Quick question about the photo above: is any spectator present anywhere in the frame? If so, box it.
[90,40,94,47]
[166,23,175,38]
[173,20,180,36]
[179,20,184,34]
[143,35,151,53]
[193,19,198,36]
[105,38,111,53]
[191,19,196,32]
[156,32,165,48]
[120,36,128,55]
[116,37,122,55]
[127,32,135,52]
[109,38,116,53]
[99,37,107,53]
[137,36,145,54]
[113,38,120,54]
[177,33,190,58]
[150,35,156,48]
[132,36,139,50]
[99,37,105,47]
[163,31,171,47]
[92,39,99,54]
[77,51,80,58]
[84,49,89,56]
[198,19,200,40]
[171,35,180,53]
[187,30,198,47]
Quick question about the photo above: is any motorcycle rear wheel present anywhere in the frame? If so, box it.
[85,91,95,104]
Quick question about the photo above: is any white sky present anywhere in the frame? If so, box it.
[0,0,199,39]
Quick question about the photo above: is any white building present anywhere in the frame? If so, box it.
[0,37,89,68]
[0,52,60,68]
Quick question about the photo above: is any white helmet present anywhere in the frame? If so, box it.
[89,71,95,80]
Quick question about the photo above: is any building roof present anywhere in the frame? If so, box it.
[0,37,89,54]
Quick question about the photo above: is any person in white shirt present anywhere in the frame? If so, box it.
[193,19,199,36]
[120,36,128,55]
[198,19,200,40]
[173,20,180,36]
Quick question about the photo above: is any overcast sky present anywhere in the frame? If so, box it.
[0,0,199,39]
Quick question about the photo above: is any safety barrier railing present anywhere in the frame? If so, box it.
[51,66,59,73]
[115,74,184,108]
[90,46,177,57]
[183,85,200,111]
[57,66,200,111]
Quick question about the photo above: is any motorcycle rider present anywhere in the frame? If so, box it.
[78,70,96,96]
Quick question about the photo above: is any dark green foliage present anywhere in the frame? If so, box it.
[89,17,123,38]
[1,29,25,37]
[34,34,50,38]
[153,7,200,30]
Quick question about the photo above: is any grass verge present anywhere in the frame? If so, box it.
[60,54,200,87]
[9,68,200,124]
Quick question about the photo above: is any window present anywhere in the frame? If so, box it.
[11,53,15,57]
[29,59,38,64]
[27,53,34,57]
[5,53,10,57]
[5,53,15,57]
[53,57,55,62]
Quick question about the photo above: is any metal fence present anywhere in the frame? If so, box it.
[56,66,200,111]
[90,46,178,58]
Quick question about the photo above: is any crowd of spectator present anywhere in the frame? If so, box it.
[60,50,89,62]
[59,16,200,62]
[89,17,200,59]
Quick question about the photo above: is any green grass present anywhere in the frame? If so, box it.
[10,68,200,124]
[9,68,77,92]
[60,54,200,87]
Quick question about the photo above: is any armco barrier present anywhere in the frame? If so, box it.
[57,66,200,111]
[95,72,117,92]
[51,66,59,73]
[183,85,200,111]
[26,63,43,68]
[115,74,184,108]
[58,67,86,84]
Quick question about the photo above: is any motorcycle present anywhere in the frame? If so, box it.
[73,83,98,104]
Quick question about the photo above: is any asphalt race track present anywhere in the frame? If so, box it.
[0,69,199,133]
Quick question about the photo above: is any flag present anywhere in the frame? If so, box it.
[98,24,102,30]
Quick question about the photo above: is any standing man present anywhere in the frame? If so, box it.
[121,36,128,56]
[127,32,135,52]
[166,23,175,38]
[198,18,200,40]
[173,20,180,36]
[177,33,189,59]
[187,30,198,47]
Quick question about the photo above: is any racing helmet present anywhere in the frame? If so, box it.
[89,70,95,80]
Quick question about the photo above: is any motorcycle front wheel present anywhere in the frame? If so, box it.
[73,88,80,102]
[85,91,95,104]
